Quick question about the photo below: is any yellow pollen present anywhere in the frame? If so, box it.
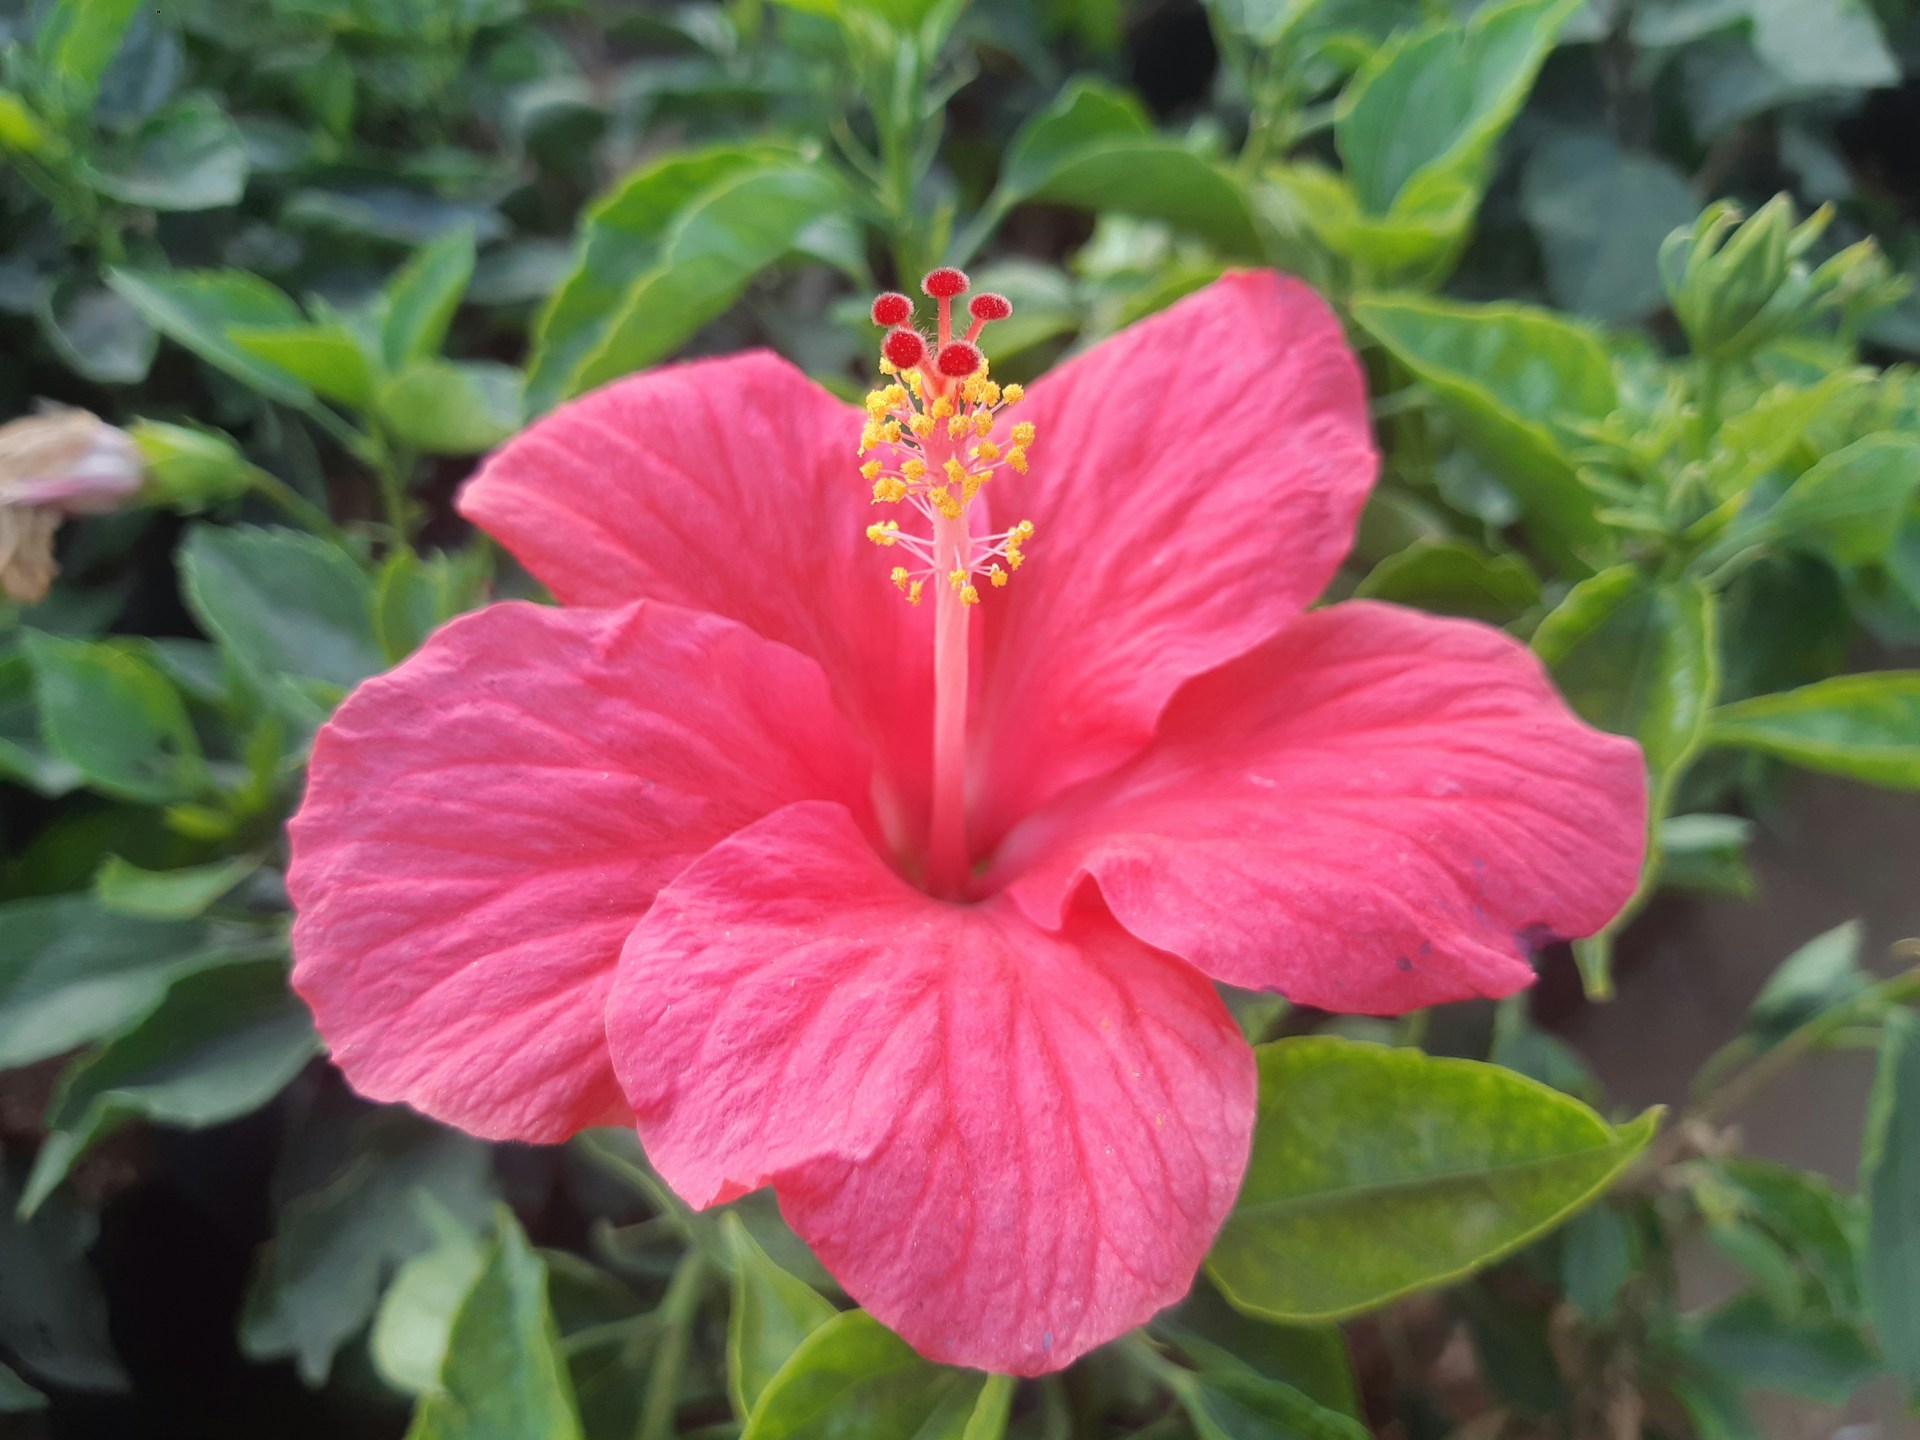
[865,390,890,418]
[879,420,902,444]
[1002,384,1024,405]
[866,522,900,546]
[907,580,924,605]
[860,460,883,481]
[931,397,955,421]
[948,567,968,591]
[884,384,907,407]
[947,415,968,440]
[873,477,907,503]
[943,458,967,484]
[880,359,898,376]
[902,458,927,480]
[909,414,935,439]
[974,412,994,438]
[976,441,1001,462]
[891,566,910,589]
[1012,421,1035,446]
[960,584,980,607]
[1007,447,1028,474]
[989,565,1008,588]
[1007,546,1025,570]
[961,474,983,503]
[1015,520,1035,540]
[858,425,879,453]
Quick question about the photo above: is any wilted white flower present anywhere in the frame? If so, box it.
[0,407,144,603]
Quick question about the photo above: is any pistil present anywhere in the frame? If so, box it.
[859,270,1037,894]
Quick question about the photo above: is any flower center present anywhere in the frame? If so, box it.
[859,269,1039,898]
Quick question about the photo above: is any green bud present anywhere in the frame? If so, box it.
[128,420,257,511]
[1659,195,1836,361]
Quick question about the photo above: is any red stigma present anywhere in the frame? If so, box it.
[882,328,927,368]
[871,292,913,327]
[968,293,1013,321]
[922,268,970,299]
[935,341,982,378]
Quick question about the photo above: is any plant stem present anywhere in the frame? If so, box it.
[639,1250,709,1440]
[245,466,350,549]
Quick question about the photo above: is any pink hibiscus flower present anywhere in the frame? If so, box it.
[287,269,1645,1376]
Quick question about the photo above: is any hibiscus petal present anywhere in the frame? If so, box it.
[288,601,872,1142]
[994,602,1647,1013]
[458,353,934,841]
[975,271,1377,844]
[608,801,1254,1375]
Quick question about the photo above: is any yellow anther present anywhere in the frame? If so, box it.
[865,390,890,418]
[902,457,927,480]
[884,384,907,407]
[961,473,983,503]
[948,567,968,591]
[866,522,900,546]
[1012,421,1035,446]
[931,397,955,421]
[943,458,968,484]
[1015,519,1035,540]
[907,580,924,605]
[879,420,902,444]
[906,370,924,396]
[858,425,879,453]
[976,441,1001,462]
[860,460,883,481]
[891,566,910,589]
[1006,545,1025,570]
[974,412,994,437]
[880,359,898,376]
[933,490,964,520]
[1007,447,1028,474]
[981,381,1002,406]
[909,414,935,439]
[947,415,968,440]
[989,564,1008,588]
[872,477,907,503]
[960,584,980,607]
[1002,384,1024,405]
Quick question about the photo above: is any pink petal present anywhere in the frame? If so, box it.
[608,801,1254,1375]
[287,601,871,1142]
[458,353,935,844]
[994,603,1647,1013]
[974,271,1377,846]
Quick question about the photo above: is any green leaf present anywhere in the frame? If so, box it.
[1340,0,1583,220]
[725,1212,838,1419]
[999,79,1149,197]
[179,524,381,691]
[22,631,207,802]
[992,82,1261,256]
[1721,434,1920,569]
[1208,1037,1658,1321]
[0,649,79,793]
[1156,1287,1361,1418]
[1710,1158,1863,1315]
[229,324,380,410]
[1521,132,1699,323]
[1748,921,1869,1041]
[38,280,158,385]
[1533,568,1718,781]
[529,150,842,412]
[1351,293,1615,566]
[1559,1205,1634,1319]
[95,853,259,919]
[0,1361,47,1413]
[21,956,318,1214]
[107,268,314,407]
[1708,671,1920,789]
[376,361,523,455]
[0,1169,127,1393]
[1354,539,1540,622]
[1174,1363,1368,1440]
[1863,1008,1920,1395]
[373,548,482,664]
[84,95,247,211]
[31,0,143,117]
[372,1204,488,1395]
[742,1310,999,1440]
[1683,1294,1879,1404]
[242,1115,497,1384]
[383,228,477,371]
[0,892,219,1068]
[406,1211,585,1440]
[0,89,60,159]
[1659,813,1757,898]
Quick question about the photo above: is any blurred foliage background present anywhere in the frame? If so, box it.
[4,0,1920,1436]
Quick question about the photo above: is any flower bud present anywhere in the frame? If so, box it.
[1659,196,1834,361]
[0,407,144,603]
[130,420,257,511]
